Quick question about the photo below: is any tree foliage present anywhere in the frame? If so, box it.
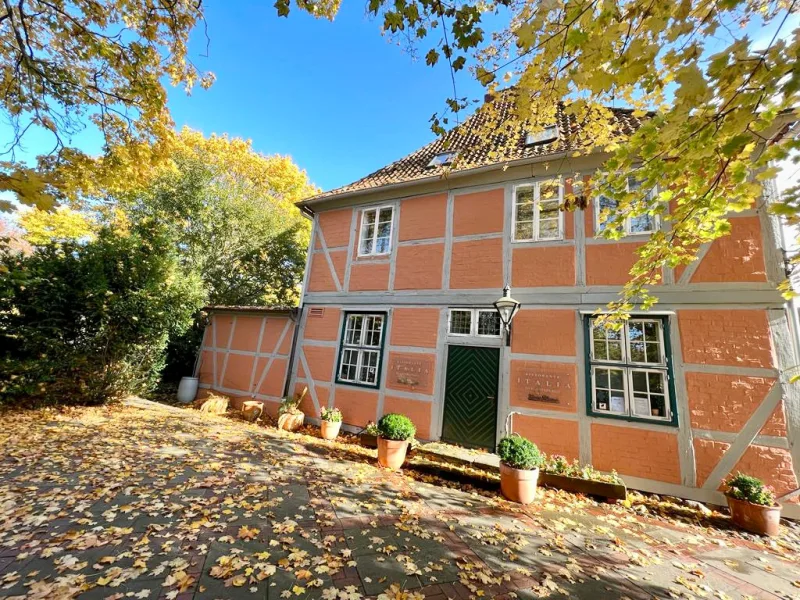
[0,225,204,405]
[365,0,799,316]
[116,128,315,380]
[120,127,314,307]
[0,0,331,210]
[18,206,96,245]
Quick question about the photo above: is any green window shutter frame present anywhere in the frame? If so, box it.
[583,314,679,427]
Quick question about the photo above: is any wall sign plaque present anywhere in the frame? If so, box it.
[510,361,576,411]
[387,353,435,394]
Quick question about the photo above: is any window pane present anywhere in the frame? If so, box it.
[538,218,560,239]
[449,310,471,335]
[363,315,383,347]
[594,366,626,414]
[515,221,534,240]
[596,195,618,232]
[630,369,668,419]
[591,321,624,362]
[345,315,363,345]
[378,207,393,224]
[359,221,374,254]
[516,186,533,205]
[339,349,359,381]
[359,350,379,384]
[477,311,501,336]
[628,320,663,364]
[539,180,560,201]
[629,214,656,233]
[516,201,534,222]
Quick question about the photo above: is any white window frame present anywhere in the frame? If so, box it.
[447,309,473,337]
[337,313,385,387]
[358,205,394,257]
[594,177,659,236]
[447,308,501,338]
[512,180,564,242]
[525,124,559,146]
[428,151,457,168]
[588,317,671,422]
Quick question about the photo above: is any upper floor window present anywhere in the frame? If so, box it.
[586,315,676,425]
[595,177,658,236]
[337,312,386,388]
[513,179,563,242]
[428,151,457,168]
[525,124,559,146]
[359,206,394,256]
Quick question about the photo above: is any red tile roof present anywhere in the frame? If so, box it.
[301,92,645,206]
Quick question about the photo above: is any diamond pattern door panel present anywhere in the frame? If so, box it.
[441,345,500,450]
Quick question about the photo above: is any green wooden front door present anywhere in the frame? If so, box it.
[441,345,500,450]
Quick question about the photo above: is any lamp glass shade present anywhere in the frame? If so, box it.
[493,296,520,326]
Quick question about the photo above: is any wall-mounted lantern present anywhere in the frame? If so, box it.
[493,285,521,347]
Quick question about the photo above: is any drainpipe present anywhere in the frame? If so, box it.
[282,307,303,398]
[282,205,315,398]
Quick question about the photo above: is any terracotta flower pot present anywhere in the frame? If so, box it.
[727,495,782,537]
[500,463,540,505]
[277,412,304,432]
[320,420,342,440]
[377,438,409,470]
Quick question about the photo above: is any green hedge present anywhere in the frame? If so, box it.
[0,225,203,406]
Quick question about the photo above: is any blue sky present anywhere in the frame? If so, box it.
[1,0,484,193]
[1,4,796,195]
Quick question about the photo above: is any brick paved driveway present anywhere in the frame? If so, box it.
[1,401,798,599]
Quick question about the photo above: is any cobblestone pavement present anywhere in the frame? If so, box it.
[1,401,798,599]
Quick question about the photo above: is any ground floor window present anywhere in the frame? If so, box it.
[584,315,677,425]
[336,312,386,387]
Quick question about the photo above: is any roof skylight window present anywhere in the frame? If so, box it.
[427,151,457,168]
[525,124,559,146]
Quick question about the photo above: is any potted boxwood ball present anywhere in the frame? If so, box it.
[723,472,782,536]
[498,434,544,505]
[377,413,416,470]
[320,407,343,440]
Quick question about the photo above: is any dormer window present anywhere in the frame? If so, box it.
[427,151,457,168]
[525,124,559,146]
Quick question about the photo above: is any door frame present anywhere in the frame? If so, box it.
[439,343,502,450]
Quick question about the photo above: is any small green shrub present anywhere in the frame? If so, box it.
[378,413,416,441]
[321,407,342,422]
[723,472,775,506]
[497,435,543,470]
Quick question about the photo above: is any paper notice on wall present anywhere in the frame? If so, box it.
[633,395,651,417]
[610,395,625,413]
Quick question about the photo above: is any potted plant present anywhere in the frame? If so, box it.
[359,421,380,448]
[320,407,343,440]
[377,413,416,470]
[497,434,543,505]
[277,387,307,432]
[722,472,782,536]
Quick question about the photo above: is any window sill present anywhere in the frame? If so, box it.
[587,410,678,427]
[334,379,380,391]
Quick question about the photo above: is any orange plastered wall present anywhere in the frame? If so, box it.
[592,423,681,484]
[399,193,447,241]
[197,313,294,401]
[449,238,504,289]
[513,415,579,461]
[678,310,774,368]
[390,308,440,348]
